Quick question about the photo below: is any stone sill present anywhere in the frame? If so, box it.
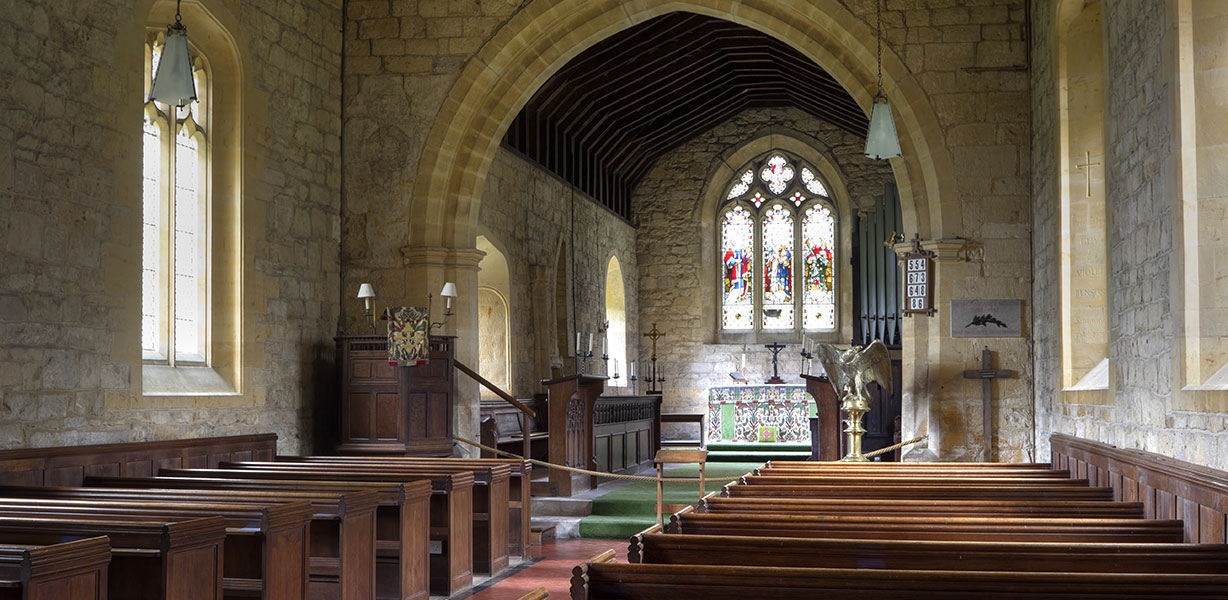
[142,364,239,397]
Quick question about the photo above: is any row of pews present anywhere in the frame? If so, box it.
[0,434,536,600]
[571,460,1228,598]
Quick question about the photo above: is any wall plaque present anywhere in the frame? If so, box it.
[951,299,1023,337]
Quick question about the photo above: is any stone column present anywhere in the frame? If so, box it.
[400,246,485,457]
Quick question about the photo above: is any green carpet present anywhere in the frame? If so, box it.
[577,461,762,540]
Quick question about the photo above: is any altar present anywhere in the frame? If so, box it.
[707,385,814,443]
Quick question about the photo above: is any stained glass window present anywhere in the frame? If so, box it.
[802,205,836,330]
[721,205,754,330]
[719,151,837,333]
[761,204,794,329]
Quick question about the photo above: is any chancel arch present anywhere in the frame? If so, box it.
[1055,0,1110,403]
[476,236,511,398]
[1175,0,1228,407]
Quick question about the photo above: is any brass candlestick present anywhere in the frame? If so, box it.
[840,385,871,462]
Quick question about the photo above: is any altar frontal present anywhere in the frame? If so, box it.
[708,385,814,443]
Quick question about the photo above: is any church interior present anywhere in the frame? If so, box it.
[3,0,1228,597]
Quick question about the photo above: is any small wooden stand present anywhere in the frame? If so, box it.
[660,413,706,449]
[654,448,707,527]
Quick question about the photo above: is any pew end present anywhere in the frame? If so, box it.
[628,523,664,563]
[666,505,694,534]
[518,587,548,600]
[570,549,616,600]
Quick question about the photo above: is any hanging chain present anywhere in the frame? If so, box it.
[875,0,884,94]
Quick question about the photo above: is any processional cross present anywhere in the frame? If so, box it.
[644,324,666,392]
[1075,150,1100,198]
[962,347,1014,461]
[763,342,787,385]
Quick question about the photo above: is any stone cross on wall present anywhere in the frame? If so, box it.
[962,347,1014,461]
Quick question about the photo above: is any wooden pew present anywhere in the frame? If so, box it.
[0,537,110,600]
[737,474,1094,487]
[755,466,1074,478]
[722,481,1116,500]
[0,498,312,600]
[225,461,510,575]
[667,508,1187,542]
[697,495,1146,518]
[0,516,224,600]
[765,461,1055,469]
[89,475,431,600]
[628,528,1228,573]
[157,468,473,597]
[0,485,377,600]
[570,549,1228,599]
[285,455,533,560]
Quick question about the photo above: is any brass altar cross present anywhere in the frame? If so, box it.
[1075,150,1100,198]
[644,323,665,361]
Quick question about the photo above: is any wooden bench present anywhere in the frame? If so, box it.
[755,466,1075,478]
[480,398,549,463]
[570,549,1228,599]
[737,474,1094,487]
[628,528,1228,573]
[0,515,224,600]
[0,537,110,600]
[0,498,312,599]
[764,461,1055,469]
[722,481,1116,500]
[226,461,510,576]
[285,455,533,559]
[0,485,378,600]
[697,494,1146,518]
[667,508,1187,542]
[93,474,432,600]
[159,468,473,597]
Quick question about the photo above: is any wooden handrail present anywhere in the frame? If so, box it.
[455,359,536,418]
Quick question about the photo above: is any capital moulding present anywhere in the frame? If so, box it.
[398,246,485,269]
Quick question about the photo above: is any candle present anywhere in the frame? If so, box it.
[612,358,618,377]
[588,333,594,352]
[741,352,746,372]
[576,332,581,353]
[602,335,607,356]
[630,361,636,378]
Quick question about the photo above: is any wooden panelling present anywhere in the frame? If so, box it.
[0,433,276,487]
[1051,433,1228,544]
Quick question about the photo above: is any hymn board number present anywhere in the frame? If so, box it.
[902,234,935,316]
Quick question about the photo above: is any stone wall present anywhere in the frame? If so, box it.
[632,107,895,434]
[1032,0,1228,469]
[479,148,639,398]
[0,0,342,453]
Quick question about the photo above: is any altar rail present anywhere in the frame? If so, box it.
[0,433,277,486]
[1050,433,1228,543]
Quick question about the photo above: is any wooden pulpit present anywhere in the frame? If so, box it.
[801,373,841,461]
[541,374,607,497]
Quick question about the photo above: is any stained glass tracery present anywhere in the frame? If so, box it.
[719,151,837,332]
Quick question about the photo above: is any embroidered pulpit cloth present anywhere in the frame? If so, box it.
[387,306,429,366]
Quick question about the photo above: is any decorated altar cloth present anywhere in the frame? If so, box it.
[708,385,814,442]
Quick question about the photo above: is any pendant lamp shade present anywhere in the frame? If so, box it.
[864,95,902,160]
[150,26,197,107]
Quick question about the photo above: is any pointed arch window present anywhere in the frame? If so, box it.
[719,152,838,333]
[142,32,211,364]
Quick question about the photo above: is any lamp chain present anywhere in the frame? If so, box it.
[175,0,183,25]
[875,0,883,93]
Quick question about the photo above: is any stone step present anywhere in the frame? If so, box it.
[531,516,582,540]
[531,496,592,517]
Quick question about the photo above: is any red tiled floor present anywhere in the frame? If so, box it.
[461,538,629,600]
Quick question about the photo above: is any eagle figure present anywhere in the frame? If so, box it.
[814,340,894,410]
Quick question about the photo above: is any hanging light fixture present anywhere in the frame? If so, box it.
[864,0,902,160]
[149,0,197,107]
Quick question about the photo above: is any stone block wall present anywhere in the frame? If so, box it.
[1032,0,1228,469]
[480,149,639,398]
[0,0,342,453]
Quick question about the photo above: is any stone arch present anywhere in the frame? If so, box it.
[408,0,958,251]
[696,128,860,346]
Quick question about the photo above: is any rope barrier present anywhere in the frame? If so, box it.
[453,435,695,482]
[862,434,929,458]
